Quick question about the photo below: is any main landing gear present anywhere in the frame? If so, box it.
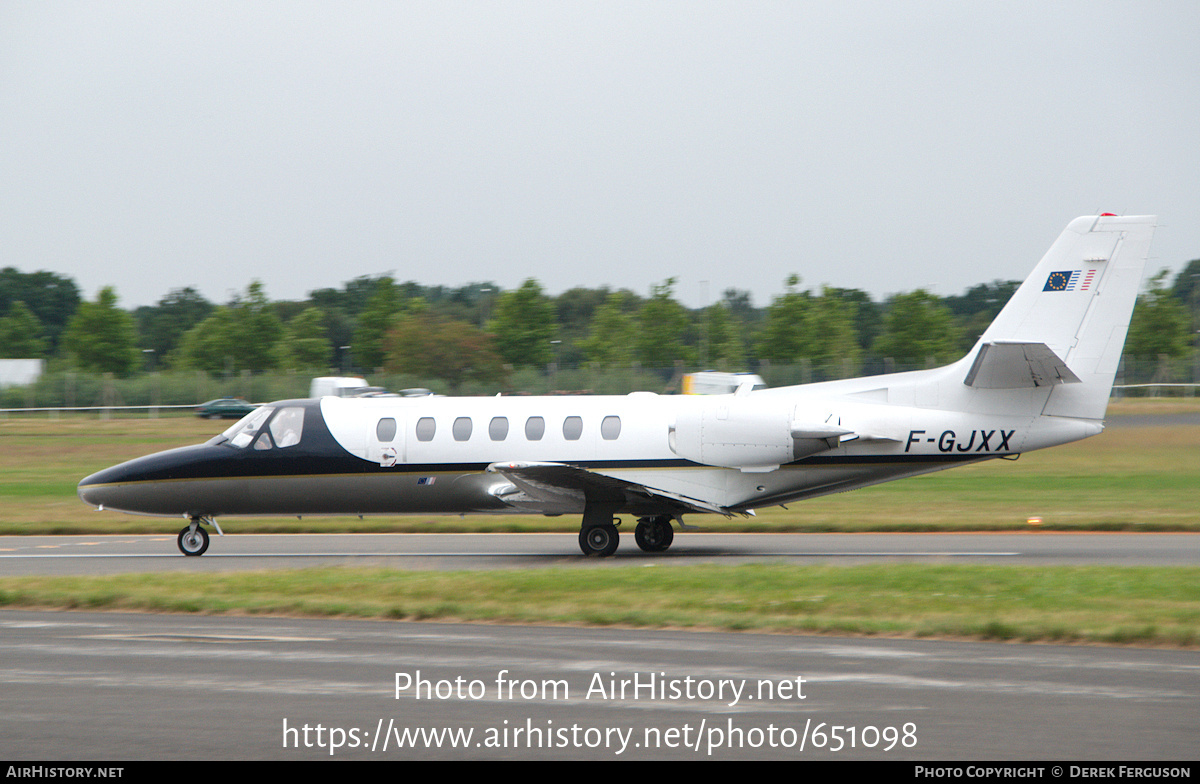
[177,515,219,556]
[634,516,674,552]
[578,511,676,557]
[579,522,619,557]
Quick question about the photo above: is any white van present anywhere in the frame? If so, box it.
[309,377,370,398]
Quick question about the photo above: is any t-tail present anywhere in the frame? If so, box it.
[954,214,1156,421]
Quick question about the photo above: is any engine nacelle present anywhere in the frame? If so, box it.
[669,398,849,471]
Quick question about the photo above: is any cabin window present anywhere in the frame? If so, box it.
[268,407,305,448]
[601,415,621,440]
[489,416,508,441]
[525,416,545,441]
[563,416,583,441]
[415,417,436,441]
[376,417,397,442]
[453,416,473,441]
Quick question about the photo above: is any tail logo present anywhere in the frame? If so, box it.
[1043,269,1097,292]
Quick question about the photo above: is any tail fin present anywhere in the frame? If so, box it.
[969,214,1156,420]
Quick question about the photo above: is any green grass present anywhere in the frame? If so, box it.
[1,564,1196,646]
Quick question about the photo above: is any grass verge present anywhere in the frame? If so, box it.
[2,563,1197,647]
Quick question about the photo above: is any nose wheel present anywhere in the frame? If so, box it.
[178,519,210,556]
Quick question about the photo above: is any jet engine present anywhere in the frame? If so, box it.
[669,398,850,471]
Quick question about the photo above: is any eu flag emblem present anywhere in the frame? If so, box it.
[1044,270,1078,291]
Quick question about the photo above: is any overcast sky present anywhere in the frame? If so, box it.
[2,1,1198,311]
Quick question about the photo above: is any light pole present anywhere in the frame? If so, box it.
[551,339,562,391]
[143,349,158,417]
[479,287,493,329]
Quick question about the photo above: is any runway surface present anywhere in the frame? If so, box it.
[2,609,1197,761]
[0,531,1196,574]
[2,532,1196,761]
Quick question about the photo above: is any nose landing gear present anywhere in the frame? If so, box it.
[177,515,220,556]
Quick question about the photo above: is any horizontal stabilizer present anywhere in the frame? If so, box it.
[790,422,854,440]
[963,341,1081,389]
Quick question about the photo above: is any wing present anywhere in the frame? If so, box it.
[486,461,733,517]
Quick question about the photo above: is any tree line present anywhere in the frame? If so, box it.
[1,260,1197,391]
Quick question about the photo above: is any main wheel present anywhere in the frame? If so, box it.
[634,517,674,552]
[579,524,619,557]
[178,525,209,556]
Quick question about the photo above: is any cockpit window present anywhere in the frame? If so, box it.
[268,407,305,448]
[219,405,305,450]
[223,406,274,449]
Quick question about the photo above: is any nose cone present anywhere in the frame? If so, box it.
[78,444,226,516]
[77,461,140,511]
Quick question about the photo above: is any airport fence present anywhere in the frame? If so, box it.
[0,356,1196,417]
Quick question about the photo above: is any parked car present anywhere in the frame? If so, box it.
[195,398,258,419]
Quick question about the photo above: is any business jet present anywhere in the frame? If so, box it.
[78,214,1156,557]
